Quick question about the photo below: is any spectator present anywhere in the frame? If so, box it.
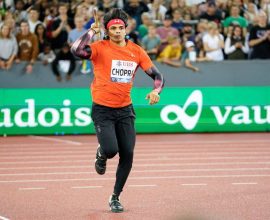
[141,24,161,60]
[223,5,248,36]
[156,14,179,53]
[181,23,196,47]
[51,3,74,50]
[37,42,56,65]
[260,0,270,24]
[52,42,76,81]
[0,24,18,70]
[225,25,249,59]
[157,35,182,67]
[123,0,149,26]
[244,2,258,26]
[147,0,167,21]
[13,0,28,25]
[171,9,184,32]
[195,20,208,58]
[203,21,224,61]
[27,6,42,33]
[137,12,153,39]
[16,20,38,73]
[182,40,209,72]
[199,1,223,24]
[68,16,87,45]
[248,11,270,59]
[126,16,140,45]
[34,23,47,54]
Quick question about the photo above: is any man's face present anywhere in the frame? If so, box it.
[108,24,126,43]
[20,22,29,35]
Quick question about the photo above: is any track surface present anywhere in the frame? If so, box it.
[0,133,270,220]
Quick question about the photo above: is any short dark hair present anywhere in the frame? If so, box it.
[103,8,128,30]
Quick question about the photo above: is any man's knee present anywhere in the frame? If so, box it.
[103,148,118,159]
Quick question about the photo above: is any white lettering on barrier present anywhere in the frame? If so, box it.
[161,90,270,130]
[0,99,92,128]
[14,99,38,127]
[60,100,73,126]
[75,108,91,126]
[38,108,60,127]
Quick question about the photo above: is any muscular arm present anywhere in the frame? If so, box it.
[70,29,96,59]
[145,66,165,94]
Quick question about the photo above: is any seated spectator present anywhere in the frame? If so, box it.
[223,5,248,36]
[156,14,179,53]
[203,21,224,61]
[51,3,74,51]
[244,2,258,27]
[141,24,161,60]
[16,20,38,73]
[13,0,28,26]
[34,23,47,54]
[68,16,87,46]
[171,9,184,33]
[248,11,270,59]
[126,16,140,45]
[199,1,222,24]
[0,24,18,70]
[195,20,208,58]
[181,23,196,47]
[157,36,182,67]
[225,25,249,59]
[52,43,76,82]
[38,43,56,65]
[147,0,167,21]
[27,6,42,33]
[138,12,153,39]
[182,40,210,71]
[123,0,149,26]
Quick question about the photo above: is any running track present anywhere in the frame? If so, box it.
[0,133,270,220]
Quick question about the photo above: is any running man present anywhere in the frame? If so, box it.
[71,8,164,213]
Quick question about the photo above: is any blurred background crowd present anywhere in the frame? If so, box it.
[0,0,270,78]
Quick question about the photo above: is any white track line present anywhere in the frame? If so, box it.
[1,168,270,176]
[71,186,102,189]
[1,151,270,157]
[181,183,207,186]
[0,174,270,183]
[1,155,270,160]
[18,187,46,191]
[0,216,10,220]
[128,184,157,187]
[232,182,258,185]
[29,135,82,145]
[1,161,270,170]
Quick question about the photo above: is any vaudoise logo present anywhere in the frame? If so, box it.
[160,90,203,130]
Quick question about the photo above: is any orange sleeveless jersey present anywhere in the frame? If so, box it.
[89,40,153,108]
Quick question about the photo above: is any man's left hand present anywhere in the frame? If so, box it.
[145,90,160,105]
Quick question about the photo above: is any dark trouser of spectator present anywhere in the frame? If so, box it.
[51,59,76,82]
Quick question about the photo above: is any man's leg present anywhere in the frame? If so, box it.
[91,104,119,174]
[108,115,136,213]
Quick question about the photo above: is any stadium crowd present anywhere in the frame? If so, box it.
[0,0,270,79]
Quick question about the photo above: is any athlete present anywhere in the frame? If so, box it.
[71,8,164,213]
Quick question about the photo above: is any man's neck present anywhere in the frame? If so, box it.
[110,39,126,47]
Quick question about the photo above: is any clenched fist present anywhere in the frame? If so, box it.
[145,90,160,105]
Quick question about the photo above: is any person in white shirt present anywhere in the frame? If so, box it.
[203,21,224,61]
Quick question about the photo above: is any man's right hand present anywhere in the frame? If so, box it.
[90,23,100,34]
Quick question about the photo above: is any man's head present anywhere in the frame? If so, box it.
[20,20,30,35]
[103,8,128,43]
[163,14,173,28]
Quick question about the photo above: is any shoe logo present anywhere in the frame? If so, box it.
[160,90,203,130]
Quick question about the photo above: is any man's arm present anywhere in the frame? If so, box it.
[144,65,165,105]
[145,65,165,94]
[70,29,96,59]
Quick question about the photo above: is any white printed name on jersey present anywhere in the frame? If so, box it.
[111,60,138,83]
